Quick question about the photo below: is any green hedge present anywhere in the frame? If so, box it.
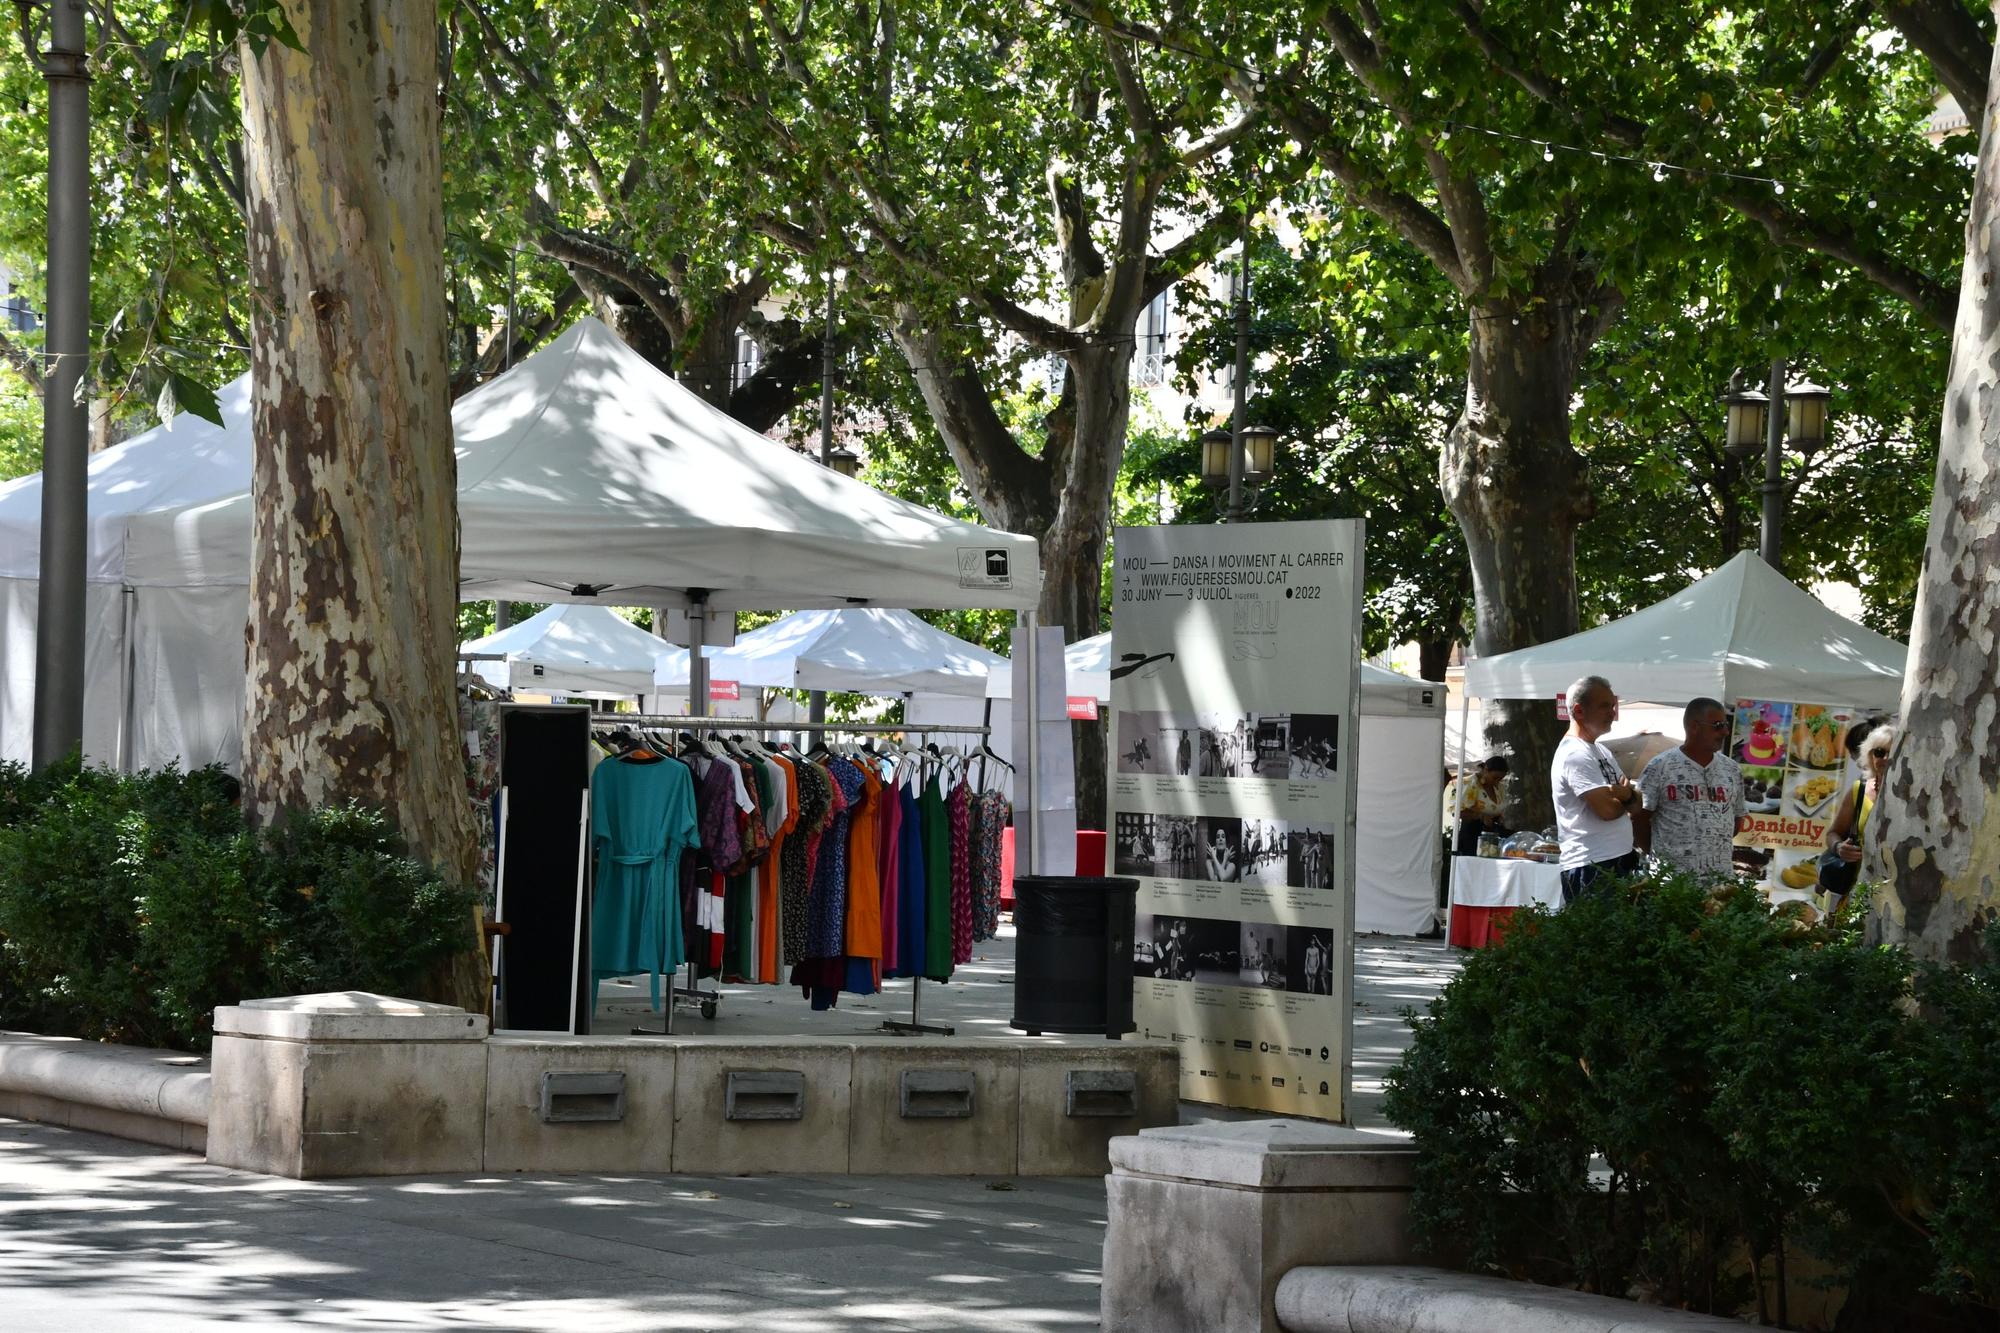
[0,758,476,1052]
[1384,873,2000,1328]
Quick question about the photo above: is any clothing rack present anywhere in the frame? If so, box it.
[592,711,997,1038]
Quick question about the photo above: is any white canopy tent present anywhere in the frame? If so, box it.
[655,607,1005,698]
[1354,664,1449,935]
[123,319,1040,612]
[461,604,672,699]
[6,318,1042,772]
[1463,551,1906,708]
[0,375,254,767]
[983,631,1111,704]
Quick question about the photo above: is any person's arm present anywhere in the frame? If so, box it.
[1825,783,1857,846]
[1633,806,1652,852]
[1580,782,1633,820]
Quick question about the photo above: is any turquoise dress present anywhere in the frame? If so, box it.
[590,756,699,1009]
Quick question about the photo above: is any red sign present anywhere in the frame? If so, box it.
[709,680,740,702]
[1555,692,1569,721]
[1067,695,1099,720]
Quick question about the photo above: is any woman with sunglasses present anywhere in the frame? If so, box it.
[1822,721,1895,916]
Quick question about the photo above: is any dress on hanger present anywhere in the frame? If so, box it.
[589,755,699,1010]
[921,771,954,983]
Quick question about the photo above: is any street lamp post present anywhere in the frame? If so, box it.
[1200,212,1280,519]
[1722,365,1829,568]
[22,0,91,770]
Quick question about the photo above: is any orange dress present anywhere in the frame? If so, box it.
[846,767,885,983]
[759,754,801,983]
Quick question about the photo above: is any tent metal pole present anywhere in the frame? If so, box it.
[1448,686,1471,947]
[1019,610,1039,877]
[687,593,710,719]
[118,587,136,772]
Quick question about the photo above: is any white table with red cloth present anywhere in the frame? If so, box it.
[1448,855,1564,948]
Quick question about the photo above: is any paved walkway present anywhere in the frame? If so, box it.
[2,934,1461,1330]
[0,1117,1106,1331]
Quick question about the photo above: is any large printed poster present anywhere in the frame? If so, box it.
[1109,520,1364,1119]
[1730,698,1861,903]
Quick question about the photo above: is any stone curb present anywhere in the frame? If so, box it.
[0,1032,211,1127]
[1275,1266,1751,1333]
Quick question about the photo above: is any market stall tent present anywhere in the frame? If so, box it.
[983,631,1112,703]
[655,606,1005,697]
[1462,551,1906,708]
[1354,663,1449,935]
[461,604,673,699]
[22,317,1039,771]
[0,375,255,767]
[122,319,1040,612]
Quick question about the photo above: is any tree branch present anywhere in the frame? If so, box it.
[460,0,622,215]
[1880,0,1991,124]
[1725,191,1957,332]
[1258,77,1470,293]
[1320,3,1494,291]
[1178,105,1260,168]
[531,208,689,342]
[0,327,44,397]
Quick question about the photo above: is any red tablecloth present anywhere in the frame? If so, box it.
[1447,905,1521,949]
[999,828,1106,909]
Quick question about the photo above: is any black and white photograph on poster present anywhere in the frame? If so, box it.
[1196,817,1243,883]
[1185,917,1242,987]
[1239,921,1288,989]
[1132,913,1160,978]
[1193,712,1257,777]
[1286,926,1335,995]
[1239,817,1289,885]
[1115,710,1171,774]
[1143,914,1197,981]
[1281,713,1341,780]
[1114,813,1200,879]
[1287,822,1338,890]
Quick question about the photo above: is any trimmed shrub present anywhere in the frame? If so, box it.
[0,760,475,1051]
[1385,871,2000,1329]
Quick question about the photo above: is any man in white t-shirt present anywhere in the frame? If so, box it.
[1638,697,1749,878]
[1551,674,1641,903]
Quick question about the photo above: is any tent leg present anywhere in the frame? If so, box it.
[687,593,710,720]
[1019,610,1038,876]
[1446,688,1473,947]
[118,587,137,773]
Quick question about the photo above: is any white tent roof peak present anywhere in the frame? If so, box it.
[0,373,254,582]
[657,606,1004,697]
[1463,551,1906,708]
[118,317,1040,612]
[459,603,675,699]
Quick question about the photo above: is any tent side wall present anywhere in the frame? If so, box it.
[1354,712,1446,936]
[1,578,132,768]
[130,585,248,773]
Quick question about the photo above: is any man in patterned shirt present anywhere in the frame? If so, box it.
[1637,697,1750,878]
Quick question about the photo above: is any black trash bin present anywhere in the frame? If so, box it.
[1011,875,1139,1038]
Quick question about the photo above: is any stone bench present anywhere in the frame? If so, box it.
[1274,1266,1753,1332]
[0,1031,210,1152]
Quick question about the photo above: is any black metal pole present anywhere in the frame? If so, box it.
[1760,355,1785,568]
[810,278,835,728]
[1226,208,1249,523]
[30,0,91,770]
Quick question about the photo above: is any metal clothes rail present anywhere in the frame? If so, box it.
[593,712,996,1038]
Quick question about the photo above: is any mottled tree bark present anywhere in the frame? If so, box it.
[1869,38,2000,965]
[1442,295,1602,828]
[239,2,483,1004]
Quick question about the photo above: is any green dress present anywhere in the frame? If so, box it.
[590,755,699,1010]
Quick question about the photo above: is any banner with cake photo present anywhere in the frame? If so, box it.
[1731,698,1857,905]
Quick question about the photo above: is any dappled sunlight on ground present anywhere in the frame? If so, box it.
[0,1121,1104,1331]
